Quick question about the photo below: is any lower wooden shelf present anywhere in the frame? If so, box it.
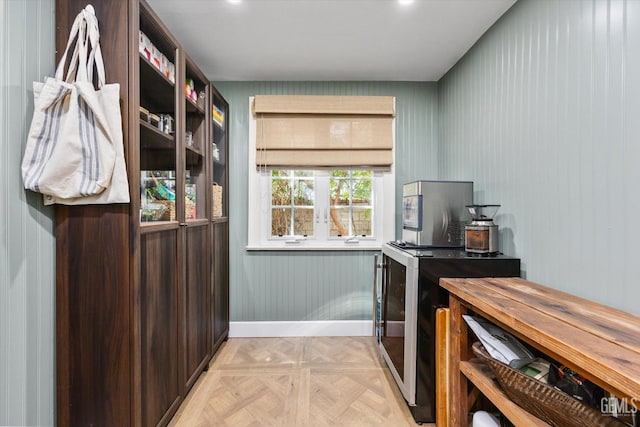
[460,360,550,427]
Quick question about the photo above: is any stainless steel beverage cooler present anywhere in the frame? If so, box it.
[376,243,520,424]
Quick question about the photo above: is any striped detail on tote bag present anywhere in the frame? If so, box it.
[23,86,68,192]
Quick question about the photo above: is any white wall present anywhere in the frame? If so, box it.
[439,0,640,314]
[0,0,55,425]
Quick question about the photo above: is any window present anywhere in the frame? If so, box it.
[248,99,395,250]
[328,170,373,237]
[270,170,315,237]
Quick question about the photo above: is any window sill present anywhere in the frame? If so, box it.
[245,244,382,251]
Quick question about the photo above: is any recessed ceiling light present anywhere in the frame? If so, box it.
[398,0,414,5]
[227,0,242,4]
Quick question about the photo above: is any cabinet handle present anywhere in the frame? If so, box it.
[179,222,188,226]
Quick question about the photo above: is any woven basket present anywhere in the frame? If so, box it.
[212,184,223,218]
[156,200,176,221]
[185,197,196,220]
[471,342,627,427]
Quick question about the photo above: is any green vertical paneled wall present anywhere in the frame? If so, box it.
[438,0,640,314]
[0,0,55,425]
[213,81,438,321]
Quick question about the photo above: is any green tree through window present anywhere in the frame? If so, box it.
[329,170,373,236]
[270,170,372,238]
[271,171,314,236]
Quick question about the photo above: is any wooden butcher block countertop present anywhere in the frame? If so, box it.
[440,276,640,426]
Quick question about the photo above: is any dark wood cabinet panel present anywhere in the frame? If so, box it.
[140,231,181,427]
[184,225,210,390]
[212,221,229,351]
[56,205,131,427]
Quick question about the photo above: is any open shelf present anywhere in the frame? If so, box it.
[186,97,205,114]
[140,53,175,110]
[460,360,551,426]
[185,144,203,157]
[140,119,175,149]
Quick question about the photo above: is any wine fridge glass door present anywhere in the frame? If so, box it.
[380,244,418,405]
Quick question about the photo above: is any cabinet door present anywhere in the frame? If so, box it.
[211,87,228,219]
[184,55,209,222]
[140,230,181,427]
[212,221,229,350]
[184,224,210,391]
[139,3,179,227]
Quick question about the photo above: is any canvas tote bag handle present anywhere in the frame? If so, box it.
[84,6,106,88]
[54,5,104,87]
[54,9,86,83]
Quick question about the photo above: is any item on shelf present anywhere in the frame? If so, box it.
[140,202,167,222]
[471,342,627,427]
[160,54,168,77]
[197,90,206,108]
[156,199,176,221]
[185,184,197,220]
[167,62,175,83]
[548,364,605,408]
[212,183,222,218]
[463,315,534,368]
[212,143,220,161]
[142,172,176,202]
[139,31,151,61]
[139,106,149,122]
[471,411,500,427]
[212,104,225,126]
[138,30,175,83]
[185,78,198,102]
[185,130,193,146]
[148,113,160,128]
[185,183,196,201]
[159,114,174,134]
[519,358,551,384]
[150,44,162,70]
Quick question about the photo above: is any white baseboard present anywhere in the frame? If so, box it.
[229,320,374,337]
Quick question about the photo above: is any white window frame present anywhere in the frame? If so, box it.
[247,98,395,251]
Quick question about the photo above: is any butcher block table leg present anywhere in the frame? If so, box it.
[449,295,468,427]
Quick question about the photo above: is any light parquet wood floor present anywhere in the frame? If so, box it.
[169,337,427,426]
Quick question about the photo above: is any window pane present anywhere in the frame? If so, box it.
[294,170,313,177]
[330,170,348,178]
[352,178,372,206]
[272,178,291,206]
[330,178,350,206]
[293,208,314,236]
[352,170,372,178]
[294,179,314,206]
[329,207,350,236]
[272,208,291,236]
[352,208,372,236]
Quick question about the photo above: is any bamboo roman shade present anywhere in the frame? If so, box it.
[253,95,395,169]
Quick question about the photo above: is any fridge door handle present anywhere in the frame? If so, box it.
[373,254,385,339]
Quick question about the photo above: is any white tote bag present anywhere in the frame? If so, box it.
[22,5,130,204]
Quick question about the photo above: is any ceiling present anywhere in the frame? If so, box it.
[145,0,517,82]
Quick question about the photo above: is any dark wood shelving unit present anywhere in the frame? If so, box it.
[55,1,229,426]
